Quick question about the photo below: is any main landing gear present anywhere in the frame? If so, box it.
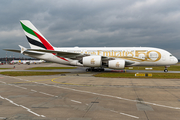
[164,66,168,72]
[86,67,104,72]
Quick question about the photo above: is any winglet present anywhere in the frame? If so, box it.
[19,45,27,54]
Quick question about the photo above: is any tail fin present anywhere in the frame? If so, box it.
[20,20,54,50]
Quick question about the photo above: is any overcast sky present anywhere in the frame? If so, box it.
[1,0,180,58]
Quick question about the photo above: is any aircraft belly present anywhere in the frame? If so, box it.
[29,54,70,65]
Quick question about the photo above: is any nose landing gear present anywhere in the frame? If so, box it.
[164,66,168,72]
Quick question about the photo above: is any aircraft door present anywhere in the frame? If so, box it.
[149,52,159,61]
[162,54,166,61]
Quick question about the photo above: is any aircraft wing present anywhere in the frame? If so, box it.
[4,49,45,55]
[27,49,90,58]
[4,49,134,65]
[26,49,135,65]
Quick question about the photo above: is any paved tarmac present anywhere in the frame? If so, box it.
[0,63,180,120]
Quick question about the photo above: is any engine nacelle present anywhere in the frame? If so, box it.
[108,60,125,69]
[83,56,102,67]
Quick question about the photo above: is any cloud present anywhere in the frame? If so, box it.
[1,0,180,58]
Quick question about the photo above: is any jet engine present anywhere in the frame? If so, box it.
[82,56,102,67]
[108,60,125,69]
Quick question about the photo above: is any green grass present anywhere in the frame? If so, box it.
[94,73,180,79]
[0,68,11,69]
[0,71,68,76]
[126,65,180,71]
[26,67,77,70]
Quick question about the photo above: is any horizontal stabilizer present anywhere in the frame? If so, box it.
[19,45,27,54]
[3,49,21,53]
[3,49,44,55]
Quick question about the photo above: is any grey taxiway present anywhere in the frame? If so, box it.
[0,63,180,120]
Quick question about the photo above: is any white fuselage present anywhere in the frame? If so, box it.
[28,47,178,67]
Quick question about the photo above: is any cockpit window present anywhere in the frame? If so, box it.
[170,55,173,57]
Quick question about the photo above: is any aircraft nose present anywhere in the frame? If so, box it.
[175,57,178,64]
[173,56,178,64]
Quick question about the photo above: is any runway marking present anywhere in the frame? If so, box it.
[4,76,180,110]
[110,110,139,119]
[0,80,58,98]
[31,89,37,92]
[49,82,180,110]
[41,115,46,117]
[120,112,139,119]
[0,95,45,117]
[0,117,6,120]
[33,79,52,82]
[9,84,27,89]
[10,81,31,84]
[71,100,82,104]
[10,78,51,84]
[0,81,6,84]
[39,92,56,97]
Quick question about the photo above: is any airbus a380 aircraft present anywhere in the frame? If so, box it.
[4,20,178,72]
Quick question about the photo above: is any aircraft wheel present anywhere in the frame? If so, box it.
[164,69,168,72]
[98,69,102,72]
